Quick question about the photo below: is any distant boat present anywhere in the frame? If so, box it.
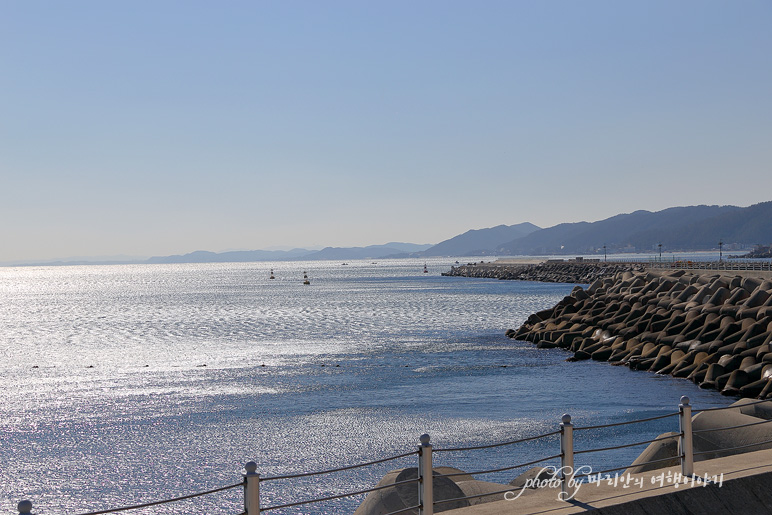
[303,271,310,285]
[342,263,348,266]
[270,269,275,279]
[423,264,428,273]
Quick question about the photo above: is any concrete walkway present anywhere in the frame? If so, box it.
[443,447,772,514]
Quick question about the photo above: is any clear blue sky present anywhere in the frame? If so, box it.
[2,1,771,262]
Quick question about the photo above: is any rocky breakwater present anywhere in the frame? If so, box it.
[508,271,772,398]
[442,261,643,284]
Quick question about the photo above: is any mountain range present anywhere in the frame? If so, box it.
[145,243,432,264]
[497,202,772,255]
[9,202,772,266]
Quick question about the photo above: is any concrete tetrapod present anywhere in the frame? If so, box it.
[510,271,772,399]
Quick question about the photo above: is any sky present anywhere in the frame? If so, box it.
[2,1,771,263]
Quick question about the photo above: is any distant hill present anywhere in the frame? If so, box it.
[422,223,541,257]
[146,248,314,264]
[303,243,433,261]
[498,203,772,255]
[12,202,772,267]
[145,243,433,264]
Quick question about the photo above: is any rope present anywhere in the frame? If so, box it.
[435,430,561,453]
[434,453,563,479]
[383,505,422,515]
[433,485,524,506]
[259,478,419,512]
[573,455,680,478]
[575,412,679,431]
[261,450,418,481]
[693,437,772,457]
[693,417,772,435]
[693,398,772,414]
[574,433,680,455]
[74,482,243,515]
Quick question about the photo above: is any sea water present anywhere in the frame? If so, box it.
[0,259,733,514]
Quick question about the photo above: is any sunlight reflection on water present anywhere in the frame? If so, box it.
[0,260,733,513]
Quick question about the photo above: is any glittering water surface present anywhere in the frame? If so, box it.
[0,260,732,514]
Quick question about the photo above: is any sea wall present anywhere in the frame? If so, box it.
[508,270,772,398]
[442,262,644,284]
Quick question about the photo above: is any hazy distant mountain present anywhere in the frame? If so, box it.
[146,248,314,264]
[303,243,433,260]
[422,223,541,257]
[144,243,433,264]
[12,202,772,267]
[498,203,771,255]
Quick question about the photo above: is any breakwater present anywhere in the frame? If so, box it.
[508,270,772,398]
[442,261,644,284]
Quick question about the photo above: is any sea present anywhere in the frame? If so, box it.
[0,258,734,514]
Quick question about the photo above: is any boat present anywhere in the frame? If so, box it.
[423,264,428,273]
[270,269,275,279]
[303,272,310,285]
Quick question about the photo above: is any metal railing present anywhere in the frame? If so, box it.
[16,396,772,514]
[646,260,772,271]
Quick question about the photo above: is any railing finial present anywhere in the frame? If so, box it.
[17,500,32,515]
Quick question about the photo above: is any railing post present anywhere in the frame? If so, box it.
[17,500,32,515]
[679,396,694,476]
[560,414,574,500]
[244,461,260,514]
[418,433,434,515]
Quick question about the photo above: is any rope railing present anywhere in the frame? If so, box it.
[574,411,679,431]
[693,437,772,458]
[434,429,561,453]
[433,484,526,507]
[693,416,772,435]
[260,478,420,512]
[573,455,681,479]
[383,505,422,515]
[72,482,243,515]
[435,453,564,479]
[574,433,680,455]
[19,396,772,515]
[260,450,419,481]
[692,397,772,413]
